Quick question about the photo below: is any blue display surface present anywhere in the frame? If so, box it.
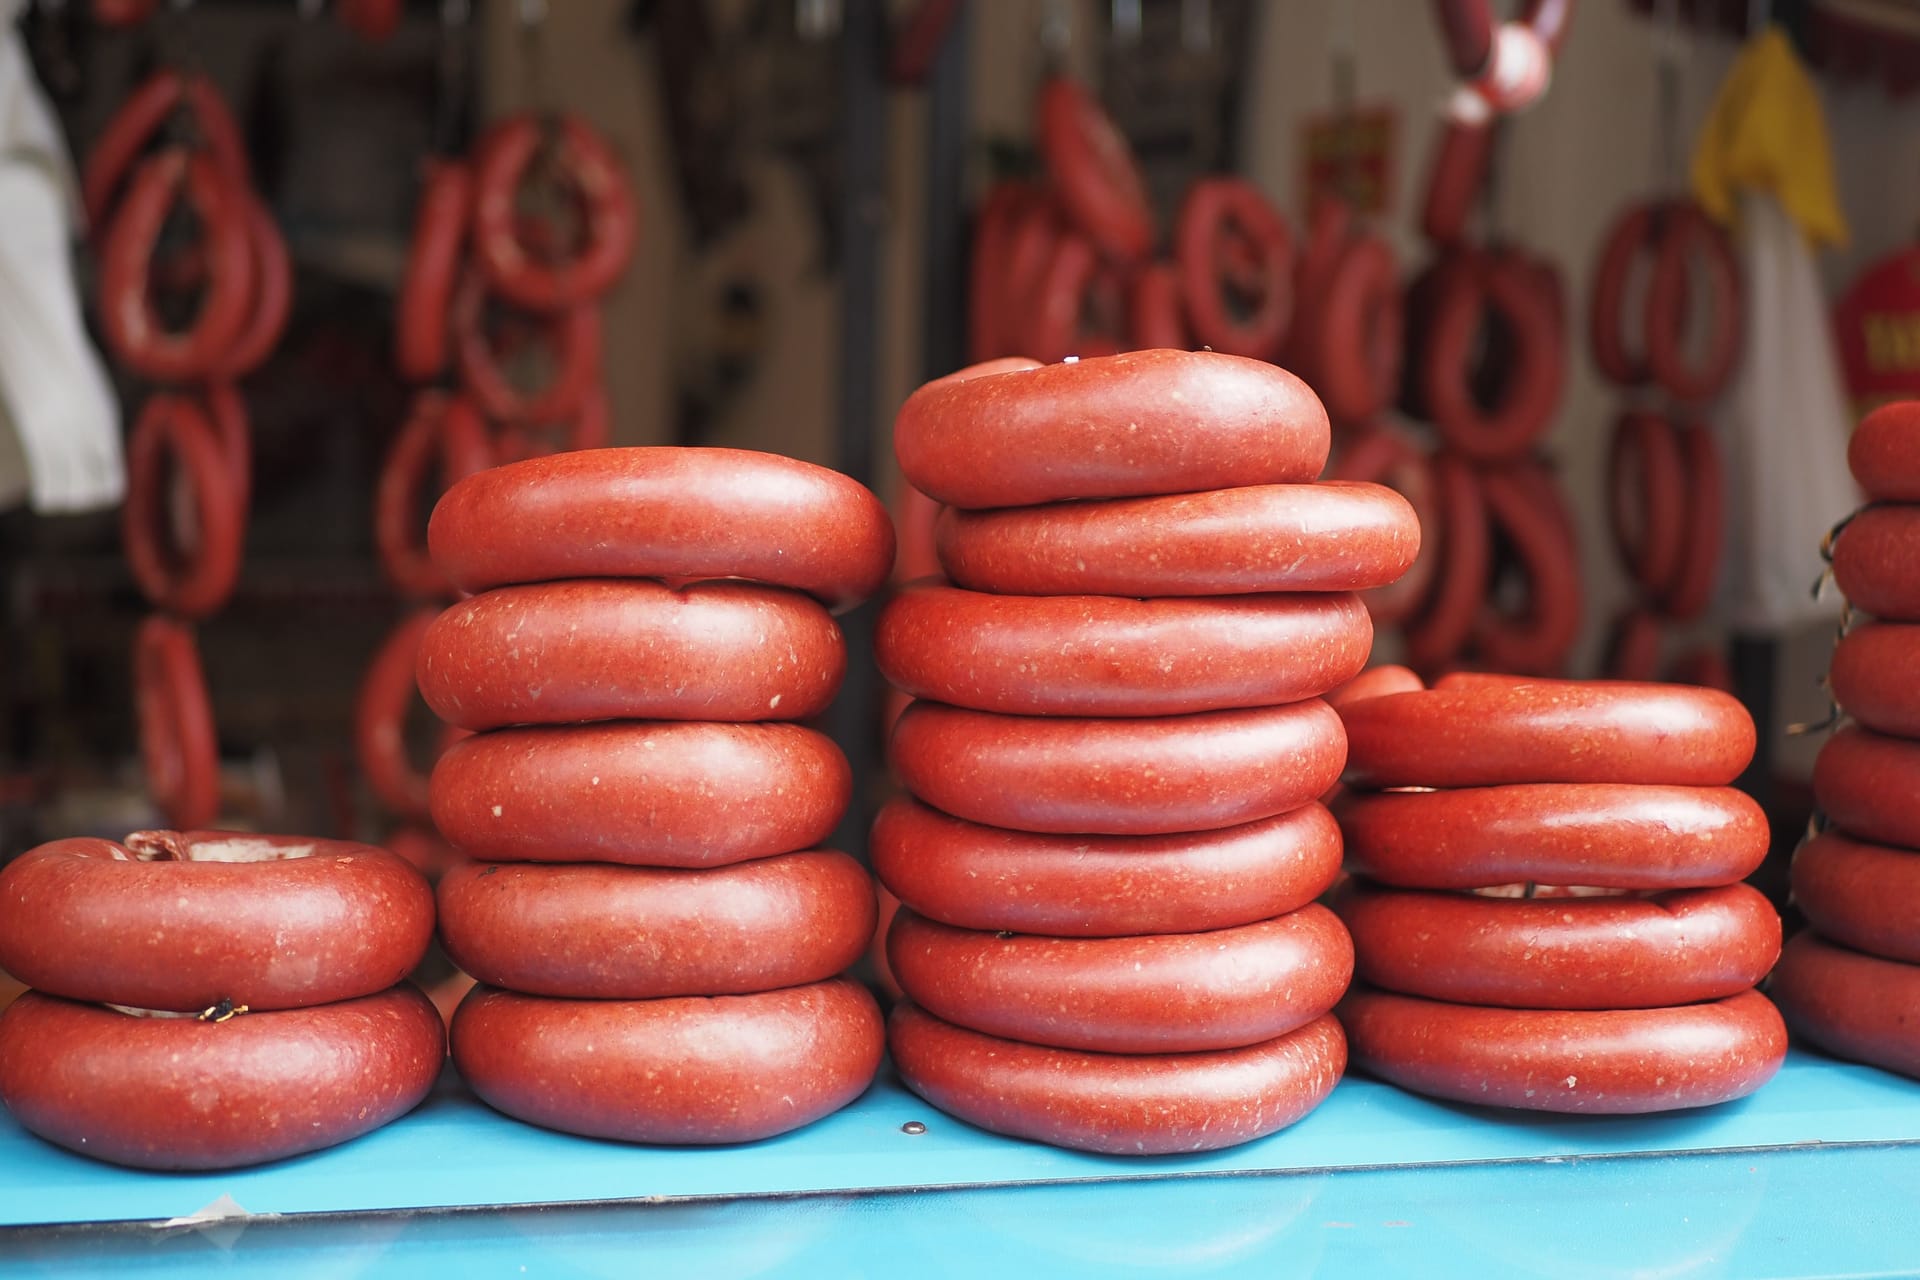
[1,1046,1917,1231]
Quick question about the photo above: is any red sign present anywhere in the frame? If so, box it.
[1301,105,1397,217]
[1835,245,1920,413]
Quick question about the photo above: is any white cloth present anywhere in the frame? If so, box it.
[1720,190,1858,631]
[0,0,123,514]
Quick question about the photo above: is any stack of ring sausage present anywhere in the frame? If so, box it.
[0,830,440,1169]
[1329,674,1788,1113]
[881,349,1421,1154]
[1772,401,1920,1079]
[86,69,292,829]
[1589,198,1742,689]
[417,447,894,1143]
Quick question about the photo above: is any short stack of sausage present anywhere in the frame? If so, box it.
[880,350,1421,1154]
[0,831,440,1169]
[1331,676,1789,1113]
[415,448,894,1144]
[1771,402,1920,1078]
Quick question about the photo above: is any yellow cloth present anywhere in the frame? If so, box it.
[1690,26,1848,248]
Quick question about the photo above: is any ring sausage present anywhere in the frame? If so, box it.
[1333,880,1780,1009]
[1327,664,1425,711]
[967,183,1037,359]
[355,610,464,823]
[493,385,613,462]
[122,394,245,619]
[99,149,254,382]
[1422,251,1564,463]
[888,1002,1345,1155]
[451,978,882,1143]
[204,383,252,517]
[872,797,1342,938]
[419,579,844,730]
[452,273,601,425]
[1830,622,1920,737]
[934,482,1420,599]
[437,850,874,998]
[0,830,433,1012]
[892,349,1330,510]
[1340,986,1787,1113]
[1812,726,1920,851]
[1419,119,1492,247]
[1849,400,1920,502]
[427,448,894,611]
[1832,505,1920,622]
[1607,410,1685,593]
[1336,784,1769,890]
[133,615,220,831]
[1661,422,1725,622]
[429,721,850,866]
[1035,77,1154,265]
[218,196,292,380]
[1588,203,1656,386]
[472,115,637,311]
[1768,931,1920,1081]
[890,698,1346,836]
[888,905,1351,1054]
[1174,178,1292,360]
[1024,233,1127,364]
[1315,235,1405,424]
[385,824,468,882]
[0,984,443,1170]
[1340,679,1756,788]
[396,159,471,381]
[1127,261,1189,351]
[1404,454,1491,671]
[1328,427,1440,626]
[1792,831,1920,965]
[1645,203,1742,403]
[374,392,495,599]
[875,582,1370,717]
[1603,608,1663,681]
[1471,462,1582,675]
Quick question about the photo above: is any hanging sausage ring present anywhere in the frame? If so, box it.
[472,114,637,313]
[1173,177,1292,360]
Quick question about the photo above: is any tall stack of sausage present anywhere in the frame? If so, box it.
[1589,200,1741,689]
[364,110,639,872]
[1771,402,1920,1079]
[0,830,440,1169]
[1332,676,1788,1113]
[879,350,1420,1154]
[416,448,893,1144]
[87,69,290,829]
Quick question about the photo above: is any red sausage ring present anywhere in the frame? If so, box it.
[1035,77,1154,265]
[890,698,1346,837]
[1328,427,1440,628]
[217,197,292,380]
[1403,454,1491,672]
[427,447,895,611]
[492,383,613,462]
[1127,260,1190,351]
[1602,608,1663,681]
[83,71,250,234]
[451,978,883,1144]
[1024,233,1127,364]
[1645,203,1742,403]
[1339,678,1757,788]
[1333,880,1780,1010]
[1588,202,1657,386]
[893,348,1330,511]
[437,850,875,999]
[1849,400,1920,502]
[1419,119,1493,247]
[967,183,1038,360]
[1813,726,1920,851]
[374,392,495,599]
[202,382,252,518]
[132,615,220,831]
[1174,177,1292,360]
[872,797,1343,939]
[122,395,244,618]
[1607,410,1686,594]
[1830,622,1920,737]
[1280,195,1352,377]
[0,830,434,1012]
[0,985,443,1170]
[889,905,1352,1054]
[417,578,845,730]
[472,115,637,312]
[1831,505,1920,623]
[1471,461,1582,675]
[355,610,465,823]
[1314,235,1405,424]
[889,1002,1346,1155]
[934,481,1420,599]
[1660,422,1725,622]
[99,149,256,383]
[1769,931,1920,1081]
[1335,783,1769,890]
[1792,830,1920,966]
[429,721,850,867]
[396,159,472,382]
[452,272,601,424]
[1422,251,1565,463]
[875,581,1370,718]
[1340,986,1786,1113]
[1327,664,1426,711]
